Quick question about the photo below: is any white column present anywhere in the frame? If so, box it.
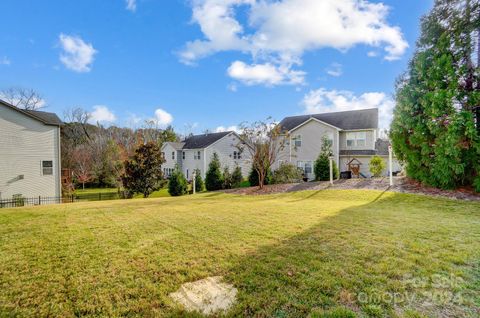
[388,145,393,186]
[192,170,196,194]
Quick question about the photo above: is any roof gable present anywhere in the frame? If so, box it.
[280,108,378,131]
[0,99,63,126]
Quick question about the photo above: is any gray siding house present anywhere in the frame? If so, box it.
[162,131,250,180]
[0,99,63,199]
[277,108,401,179]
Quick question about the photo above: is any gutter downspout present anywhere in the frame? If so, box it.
[57,126,62,197]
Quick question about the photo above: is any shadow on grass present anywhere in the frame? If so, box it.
[220,192,480,318]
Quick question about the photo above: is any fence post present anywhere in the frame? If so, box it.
[39,196,41,206]
[71,194,74,203]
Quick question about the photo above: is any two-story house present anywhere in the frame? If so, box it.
[0,99,63,199]
[161,131,250,180]
[277,108,400,179]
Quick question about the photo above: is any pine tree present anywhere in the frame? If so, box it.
[231,166,243,188]
[168,167,188,196]
[194,169,204,192]
[391,0,480,190]
[205,153,224,191]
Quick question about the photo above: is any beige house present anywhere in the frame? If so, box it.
[277,108,401,179]
[162,131,251,180]
[0,99,63,199]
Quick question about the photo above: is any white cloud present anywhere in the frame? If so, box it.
[180,0,408,85]
[89,105,117,124]
[126,0,136,12]
[301,88,394,130]
[367,51,379,57]
[153,108,173,127]
[227,60,305,85]
[0,56,11,65]
[59,34,97,72]
[215,125,240,133]
[326,62,342,77]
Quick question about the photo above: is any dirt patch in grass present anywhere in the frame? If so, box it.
[224,177,480,201]
[170,276,237,315]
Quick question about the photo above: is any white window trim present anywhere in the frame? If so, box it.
[293,134,302,148]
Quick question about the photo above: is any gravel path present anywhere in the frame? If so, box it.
[224,177,480,201]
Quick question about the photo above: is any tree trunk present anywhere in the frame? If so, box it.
[82,182,85,190]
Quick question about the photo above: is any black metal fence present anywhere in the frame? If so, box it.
[0,192,122,209]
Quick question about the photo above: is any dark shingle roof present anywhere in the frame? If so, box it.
[279,108,378,131]
[0,99,63,126]
[25,110,63,126]
[182,131,232,149]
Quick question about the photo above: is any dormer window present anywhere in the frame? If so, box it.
[346,132,367,147]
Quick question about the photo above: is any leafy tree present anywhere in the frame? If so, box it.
[369,155,386,177]
[314,137,339,181]
[168,167,188,196]
[390,0,480,190]
[238,118,287,189]
[231,166,243,188]
[205,153,224,191]
[122,142,165,198]
[248,165,272,186]
[194,169,204,192]
[272,163,303,184]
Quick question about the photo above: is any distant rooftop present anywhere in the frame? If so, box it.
[165,131,233,149]
[279,108,378,131]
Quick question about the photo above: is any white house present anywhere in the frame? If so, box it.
[0,99,63,199]
[276,108,401,179]
[162,131,250,180]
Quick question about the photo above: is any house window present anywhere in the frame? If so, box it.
[292,135,302,147]
[233,151,241,159]
[182,152,185,160]
[172,152,175,160]
[194,151,201,160]
[356,132,366,147]
[187,169,189,179]
[296,161,312,175]
[346,132,367,147]
[325,132,334,147]
[42,161,53,175]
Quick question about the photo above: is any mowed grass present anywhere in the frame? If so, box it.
[0,190,479,317]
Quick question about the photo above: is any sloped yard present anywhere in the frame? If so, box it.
[0,190,479,317]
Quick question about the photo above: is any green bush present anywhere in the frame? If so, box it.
[168,168,188,196]
[272,163,303,184]
[223,167,232,189]
[248,166,272,186]
[474,176,480,193]
[205,153,224,191]
[231,166,243,188]
[369,155,386,177]
[194,169,204,192]
[314,155,339,181]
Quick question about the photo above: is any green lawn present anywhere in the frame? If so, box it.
[0,190,479,317]
[75,187,172,199]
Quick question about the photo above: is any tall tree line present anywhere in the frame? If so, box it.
[61,108,178,189]
[391,0,480,191]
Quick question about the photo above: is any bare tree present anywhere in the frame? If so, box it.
[237,118,288,189]
[0,87,45,110]
[72,145,93,190]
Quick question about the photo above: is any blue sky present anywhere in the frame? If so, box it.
[0,0,432,134]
